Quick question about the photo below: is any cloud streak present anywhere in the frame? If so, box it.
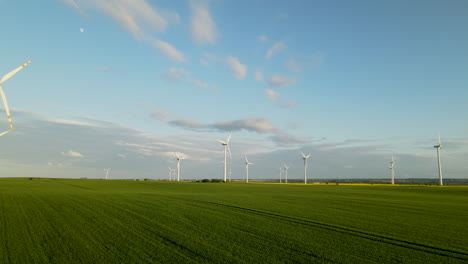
[190,0,217,45]
[266,41,286,59]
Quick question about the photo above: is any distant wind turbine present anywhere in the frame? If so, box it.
[284,164,289,184]
[217,134,232,182]
[104,168,110,180]
[245,155,254,183]
[279,167,283,183]
[0,60,32,136]
[301,152,311,184]
[434,135,443,186]
[168,167,174,181]
[175,152,187,182]
[389,155,395,185]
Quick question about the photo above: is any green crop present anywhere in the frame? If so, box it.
[1,178,468,263]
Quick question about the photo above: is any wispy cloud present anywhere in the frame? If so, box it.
[61,150,84,158]
[190,0,217,45]
[264,89,297,109]
[255,68,264,82]
[151,38,186,62]
[161,67,189,82]
[91,0,176,39]
[150,110,170,121]
[268,75,296,88]
[266,41,286,59]
[225,56,247,80]
[269,133,308,147]
[160,67,215,89]
[169,117,275,134]
[265,89,279,101]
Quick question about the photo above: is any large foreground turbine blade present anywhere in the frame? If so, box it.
[0,60,32,136]
[0,60,32,85]
[0,86,13,136]
[301,151,306,158]
[217,139,227,144]
[226,133,232,144]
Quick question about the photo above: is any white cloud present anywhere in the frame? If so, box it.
[192,79,209,89]
[257,35,268,42]
[190,0,217,45]
[117,154,126,158]
[226,56,247,80]
[95,0,170,39]
[268,75,296,88]
[266,41,286,59]
[264,89,297,109]
[151,39,186,62]
[61,150,84,158]
[265,89,279,101]
[169,117,276,134]
[255,69,264,82]
[150,110,170,121]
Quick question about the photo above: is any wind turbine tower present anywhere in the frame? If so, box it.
[284,164,289,183]
[0,60,32,136]
[279,167,283,183]
[175,152,186,182]
[104,168,110,180]
[301,152,311,184]
[245,155,254,183]
[217,134,231,182]
[434,135,443,186]
[389,155,395,185]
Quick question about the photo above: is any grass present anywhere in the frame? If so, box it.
[1,178,468,263]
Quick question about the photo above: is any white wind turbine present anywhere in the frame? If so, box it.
[279,167,283,183]
[389,155,395,185]
[284,164,290,184]
[301,152,311,184]
[104,168,110,180]
[434,134,443,186]
[175,152,187,182]
[168,167,174,181]
[0,60,32,136]
[217,134,232,182]
[245,155,254,183]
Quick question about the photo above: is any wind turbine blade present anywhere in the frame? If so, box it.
[301,151,306,158]
[227,133,232,143]
[306,154,311,159]
[0,86,14,135]
[245,155,249,163]
[217,139,226,144]
[439,134,442,146]
[0,60,32,85]
[175,152,180,159]
[227,145,232,160]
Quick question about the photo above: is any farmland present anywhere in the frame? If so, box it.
[1,178,468,263]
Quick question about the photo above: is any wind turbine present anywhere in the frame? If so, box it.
[217,134,232,182]
[389,155,395,185]
[245,155,254,183]
[168,167,174,181]
[0,60,32,136]
[301,152,311,184]
[284,164,289,184]
[279,167,283,183]
[104,168,110,180]
[175,152,186,182]
[434,135,443,186]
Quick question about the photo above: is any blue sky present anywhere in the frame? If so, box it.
[0,0,467,180]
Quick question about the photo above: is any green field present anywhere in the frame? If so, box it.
[1,178,468,263]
